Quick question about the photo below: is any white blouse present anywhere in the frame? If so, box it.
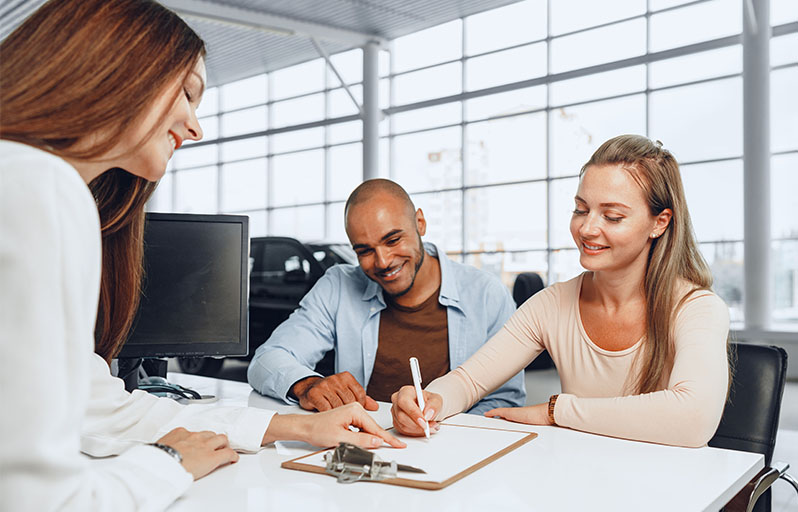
[0,140,273,511]
[83,353,274,457]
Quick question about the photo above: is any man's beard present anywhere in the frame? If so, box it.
[384,234,425,299]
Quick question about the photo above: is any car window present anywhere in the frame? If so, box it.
[307,243,357,268]
[258,242,309,275]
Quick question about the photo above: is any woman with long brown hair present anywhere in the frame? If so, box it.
[0,0,401,509]
[391,134,730,448]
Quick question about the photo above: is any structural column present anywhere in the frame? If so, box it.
[362,40,381,180]
[743,0,771,330]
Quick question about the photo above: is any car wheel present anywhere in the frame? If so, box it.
[177,357,224,376]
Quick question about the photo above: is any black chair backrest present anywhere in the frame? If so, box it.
[708,343,788,466]
[512,272,545,308]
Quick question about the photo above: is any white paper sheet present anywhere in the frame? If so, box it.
[295,422,535,483]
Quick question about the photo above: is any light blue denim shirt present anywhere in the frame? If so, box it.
[247,242,526,414]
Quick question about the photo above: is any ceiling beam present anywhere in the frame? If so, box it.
[162,0,388,47]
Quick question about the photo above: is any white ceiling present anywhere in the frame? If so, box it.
[1,0,521,87]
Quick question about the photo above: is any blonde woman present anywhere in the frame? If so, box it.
[391,134,729,448]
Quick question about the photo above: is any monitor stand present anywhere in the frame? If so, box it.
[116,357,216,403]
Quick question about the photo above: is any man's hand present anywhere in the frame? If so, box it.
[290,372,379,412]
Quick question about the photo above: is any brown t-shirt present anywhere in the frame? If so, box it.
[366,286,450,402]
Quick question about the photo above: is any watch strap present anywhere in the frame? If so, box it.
[149,442,183,464]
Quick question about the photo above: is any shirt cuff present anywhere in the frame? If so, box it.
[280,369,323,404]
[551,393,574,427]
[230,408,276,452]
[118,444,193,509]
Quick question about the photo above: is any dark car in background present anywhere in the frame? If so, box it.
[177,236,355,376]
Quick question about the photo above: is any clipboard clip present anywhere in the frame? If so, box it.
[323,442,424,483]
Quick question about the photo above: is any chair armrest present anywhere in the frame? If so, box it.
[771,460,798,495]
[747,467,780,512]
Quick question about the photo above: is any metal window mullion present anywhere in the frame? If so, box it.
[460,15,468,259]
[385,33,742,117]
[650,0,715,16]
[389,45,396,180]
[269,200,329,210]
[312,38,363,116]
[772,62,798,72]
[545,0,554,286]
[742,0,772,330]
[680,155,744,167]
[184,114,361,149]
[551,12,647,40]
[216,81,362,115]
[645,0,652,138]
[266,72,275,235]
[186,35,745,152]
[324,66,332,240]
[170,167,178,212]
[215,144,222,214]
[772,20,798,37]
[392,36,549,80]
[362,41,381,180]
[383,70,744,140]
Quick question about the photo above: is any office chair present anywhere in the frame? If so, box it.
[512,272,553,370]
[709,342,797,512]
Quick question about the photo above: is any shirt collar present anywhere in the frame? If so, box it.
[359,241,461,308]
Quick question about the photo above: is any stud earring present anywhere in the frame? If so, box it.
[650,233,658,239]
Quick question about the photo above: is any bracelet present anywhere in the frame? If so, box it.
[149,442,183,464]
[547,394,559,425]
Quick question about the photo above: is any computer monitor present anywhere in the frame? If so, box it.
[117,212,249,361]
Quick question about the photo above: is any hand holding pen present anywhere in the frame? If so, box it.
[389,358,443,437]
[410,357,430,438]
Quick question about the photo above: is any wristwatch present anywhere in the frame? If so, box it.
[547,394,559,425]
[149,442,183,464]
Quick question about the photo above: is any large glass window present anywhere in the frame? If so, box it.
[649,78,743,162]
[220,159,267,212]
[550,0,645,35]
[465,113,547,185]
[220,74,267,111]
[465,0,546,55]
[550,19,646,73]
[158,0,798,331]
[464,182,547,252]
[465,43,547,91]
[271,150,324,207]
[649,0,741,52]
[393,127,463,194]
[392,20,462,74]
[550,95,646,176]
[174,166,217,214]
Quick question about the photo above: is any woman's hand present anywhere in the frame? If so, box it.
[156,427,239,480]
[483,403,552,425]
[390,385,442,436]
[263,402,406,449]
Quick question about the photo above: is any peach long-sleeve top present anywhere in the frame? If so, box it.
[426,273,730,448]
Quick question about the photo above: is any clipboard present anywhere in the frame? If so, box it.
[281,422,537,490]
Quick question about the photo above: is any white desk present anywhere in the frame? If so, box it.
[166,373,762,512]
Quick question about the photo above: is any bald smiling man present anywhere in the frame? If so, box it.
[247,179,525,414]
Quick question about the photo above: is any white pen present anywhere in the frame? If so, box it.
[409,357,430,439]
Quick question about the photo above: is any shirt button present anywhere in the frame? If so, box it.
[370,307,376,312]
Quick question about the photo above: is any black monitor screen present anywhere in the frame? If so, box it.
[117,213,249,358]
